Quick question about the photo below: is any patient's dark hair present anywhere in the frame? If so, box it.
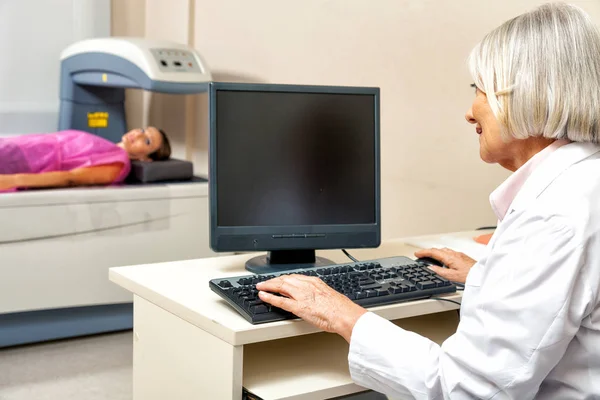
[149,129,172,161]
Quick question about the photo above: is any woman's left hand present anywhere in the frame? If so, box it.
[257,275,367,342]
[0,175,16,191]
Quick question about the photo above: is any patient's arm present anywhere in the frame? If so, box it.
[0,163,124,190]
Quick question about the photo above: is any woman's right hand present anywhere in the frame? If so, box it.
[414,248,477,284]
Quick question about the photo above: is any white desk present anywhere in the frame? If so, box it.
[109,230,486,400]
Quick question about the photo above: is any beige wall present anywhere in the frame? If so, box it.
[111,0,146,130]
[111,0,600,240]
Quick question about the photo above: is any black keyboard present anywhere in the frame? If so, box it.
[209,256,457,324]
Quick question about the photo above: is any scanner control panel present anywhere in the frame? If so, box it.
[150,48,204,73]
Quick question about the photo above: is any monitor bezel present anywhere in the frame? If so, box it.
[208,81,381,252]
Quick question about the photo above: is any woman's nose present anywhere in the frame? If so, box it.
[465,107,476,124]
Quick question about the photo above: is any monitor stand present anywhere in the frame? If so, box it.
[245,249,333,275]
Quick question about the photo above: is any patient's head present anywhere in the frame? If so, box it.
[118,126,171,161]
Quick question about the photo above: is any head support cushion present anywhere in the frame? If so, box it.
[126,158,194,183]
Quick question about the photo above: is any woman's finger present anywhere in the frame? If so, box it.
[285,274,322,285]
[256,276,300,297]
[258,291,296,312]
[426,265,453,279]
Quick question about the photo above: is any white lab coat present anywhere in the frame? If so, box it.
[348,141,600,399]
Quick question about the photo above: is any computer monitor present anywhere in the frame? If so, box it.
[208,82,381,274]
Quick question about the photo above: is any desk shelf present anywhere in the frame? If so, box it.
[243,311,459,400]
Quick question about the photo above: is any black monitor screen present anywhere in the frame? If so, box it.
[215,89,376,227]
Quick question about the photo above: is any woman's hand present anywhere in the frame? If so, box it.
[256,275,367,342]
[0,174,17,191]
[414,248,477,284]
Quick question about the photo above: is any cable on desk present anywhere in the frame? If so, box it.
[342,249,359,263]
[430,297,462,307]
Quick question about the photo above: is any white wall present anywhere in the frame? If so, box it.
[0,0,110,135]
[114,0,600,239]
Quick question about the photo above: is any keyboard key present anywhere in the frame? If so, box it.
[365,290,378,298]
[417,281,436,290]
[436,276,451,286]
[355,291,367,299]
[218,280,233,288]
[376,289,389,296]
[251,305,269,314]
[360,283,383,290]
[389,287,402,294]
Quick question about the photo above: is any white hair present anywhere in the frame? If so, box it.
[468,2,600,143]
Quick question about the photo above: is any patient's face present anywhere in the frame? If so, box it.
[120,127,163,161]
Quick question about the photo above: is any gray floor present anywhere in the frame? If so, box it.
[0,331,132,400]
[0,332,388,400]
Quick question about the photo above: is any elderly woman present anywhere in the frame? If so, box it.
[257,3,600,398]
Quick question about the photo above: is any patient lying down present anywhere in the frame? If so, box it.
[0,127,171,192]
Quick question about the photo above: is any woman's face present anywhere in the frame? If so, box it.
[465,88,519,170]
[120,127,163,161]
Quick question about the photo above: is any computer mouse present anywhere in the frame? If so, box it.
[415,257,446,268]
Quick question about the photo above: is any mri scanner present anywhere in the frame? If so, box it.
[0,38,221,347]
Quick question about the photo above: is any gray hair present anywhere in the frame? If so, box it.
[468,2,600,143]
